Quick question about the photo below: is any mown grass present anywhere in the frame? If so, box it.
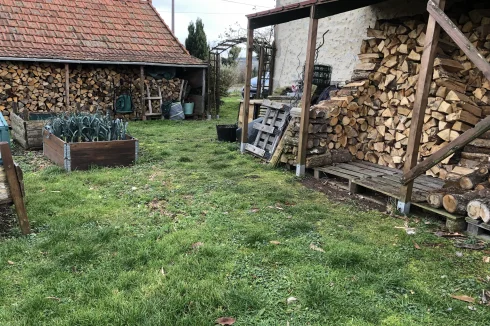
[1,96,489,325]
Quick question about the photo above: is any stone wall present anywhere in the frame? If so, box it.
[273,0,428,89]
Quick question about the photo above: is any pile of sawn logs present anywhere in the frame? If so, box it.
[0,62,182,122]
[427,165,490,222]
[299,8,490,177]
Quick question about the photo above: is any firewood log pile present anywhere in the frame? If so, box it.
[318,9,490,179]
[280,108,352,167]
[427,165,490,222]
[0,61,182,123]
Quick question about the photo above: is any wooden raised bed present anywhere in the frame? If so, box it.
[11,112,56,150]
[43,130,139,171]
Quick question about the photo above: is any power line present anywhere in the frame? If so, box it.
[219,0,272,9]
[162,11,251,15]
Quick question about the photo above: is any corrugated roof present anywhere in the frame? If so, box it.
[0,0,205,66]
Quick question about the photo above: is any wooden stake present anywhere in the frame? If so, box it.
[399,0,446,212]
[297,5,319,176]
[140,66,146,120]
[64,63,69,110]
[240,23,254,151]
[0,143,30,235]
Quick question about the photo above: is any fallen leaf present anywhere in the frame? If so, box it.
[250,208,260,213]
[160,268,166,276]
[456,251,463,257]
[413,242,421,250]
[287,296,298,305]
[483,256,490,263]
[45,296,60,301]
[216,317,236,325]
[310,243,325,253]
[451,294,475,303]
[468,305,477,311]
[7,260,14,265]
[191,242,203,250]
[269,241,281,245]
[131,187,137,191]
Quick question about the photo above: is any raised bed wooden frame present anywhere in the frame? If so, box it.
[11,111,56,150]
[43,130,139,172]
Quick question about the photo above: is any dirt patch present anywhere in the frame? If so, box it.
[301,176,392,213]
[0,205,17,237]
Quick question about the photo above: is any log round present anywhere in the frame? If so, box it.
[443,192,482,215]
[467,198,490,223]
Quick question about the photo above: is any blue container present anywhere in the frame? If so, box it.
[0,114,10,145]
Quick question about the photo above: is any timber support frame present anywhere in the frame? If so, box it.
[399,0,490,213]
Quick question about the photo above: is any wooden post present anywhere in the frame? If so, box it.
[269,42,276,96]
[240,23,254,153]
[216,54,221,118]
[296,5,318,177]
[206,54,212,119]
[64,63,70,110]
[0,143,30,235]
[140,66,146,120]
[398,0,446,214]
[202,67,206,119]
[256,46,265,99]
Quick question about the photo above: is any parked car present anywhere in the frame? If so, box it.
[242,72,270,98]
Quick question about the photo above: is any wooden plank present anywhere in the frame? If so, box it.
[254,107,271,147]
[427,0,490,81]
[415,202,462,221]
[319,167,364,180]
[256,46,265,98]
[400,0,446,205]
[382,174,440,192]
[69,139,137,170]
[403,115,490,185]
[245,144,266,157]
[65,63,69,109]
[261,109,280,149]
[140,66,145,120]
[348,161,399,175]
[335,163,385,177]
[357,177,427,203]
[0,143,30,235]
[240,25,254,147]
[361,161,401,173]
[297,5,319,175]
[253,123,275,134]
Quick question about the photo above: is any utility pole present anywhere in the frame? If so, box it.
[172,0,175,33]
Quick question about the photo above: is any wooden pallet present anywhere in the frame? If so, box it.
[245,100,290,161]
[313,161,464,224]
[466,217,490,241]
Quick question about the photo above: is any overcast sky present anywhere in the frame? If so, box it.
[154,0,275,50]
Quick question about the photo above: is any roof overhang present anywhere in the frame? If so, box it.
[247,0,389,29]
[0,57,208,69]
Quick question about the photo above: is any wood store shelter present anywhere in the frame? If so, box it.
[240,0,490,216]
[0,0,207,120]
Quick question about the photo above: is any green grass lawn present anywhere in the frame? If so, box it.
[1,96,489,325]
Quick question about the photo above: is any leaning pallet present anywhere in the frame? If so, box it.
[0,142,30,234]
[245,100,291,161]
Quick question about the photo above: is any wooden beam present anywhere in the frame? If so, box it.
[269,42,276,96]
[256,46,265,99]
[202,68,206,119]
[64,63,69,110]
[427,0,490,81]
[215,54,221,117]
[0,143,30,235]
[399,0,446,211]
[296,5,319,177]
[240,23,254,152]
[140,66,146,120]
[403,115,490,185]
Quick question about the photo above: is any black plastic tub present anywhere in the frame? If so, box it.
[216,124,238,142]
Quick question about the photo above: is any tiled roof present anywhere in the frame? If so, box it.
[0,0,205,66]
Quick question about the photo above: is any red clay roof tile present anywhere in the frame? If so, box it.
[0,0,204,66]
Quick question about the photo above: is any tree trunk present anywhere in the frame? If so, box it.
[443,191,482,215]
[467,198,490,223]
[427,188,464,208]
[459,167,489,190]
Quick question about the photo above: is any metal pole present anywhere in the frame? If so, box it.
[172,0,175,33]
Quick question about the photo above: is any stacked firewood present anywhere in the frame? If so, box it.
[0,61,182,122]
[324,10,490,179]
[427,165,490,221]
[280,107,352,167]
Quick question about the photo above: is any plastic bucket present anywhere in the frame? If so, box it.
[184,102,194,115]
[216,124,237,142]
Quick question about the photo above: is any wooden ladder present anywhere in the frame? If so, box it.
[144,83,163,120]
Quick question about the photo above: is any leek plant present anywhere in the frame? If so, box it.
[45,112,128,143]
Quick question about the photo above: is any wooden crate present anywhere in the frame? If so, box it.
[43,130,139,172]
[11,112,56,150]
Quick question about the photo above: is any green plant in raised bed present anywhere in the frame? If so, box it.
[45,112,128,143]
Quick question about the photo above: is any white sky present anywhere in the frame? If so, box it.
[154,0,275,50]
